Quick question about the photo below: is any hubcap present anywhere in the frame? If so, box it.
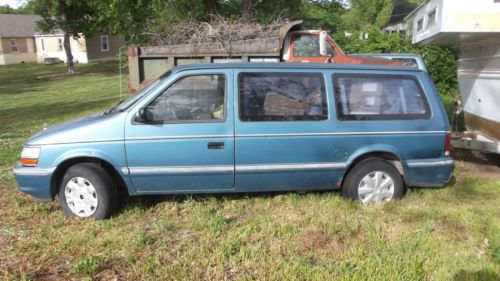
[358,171,395,204]
[64,177,98,217]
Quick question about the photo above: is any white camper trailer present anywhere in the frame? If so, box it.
[405,0,500,154]
[453,36,500,154]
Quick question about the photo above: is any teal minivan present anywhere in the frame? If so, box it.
[14,63,454,219]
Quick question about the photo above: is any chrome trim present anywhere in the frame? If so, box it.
[13,167,54,176]
[237,131,446,138]
[128,165,234,175]
[236,162,347,172]
[126,135,233,141]
[406,159,454,167]
[40,139,123,146]
[127,162,347,175]
[124,131,446,141]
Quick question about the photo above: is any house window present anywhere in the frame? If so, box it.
[40,38,45,51]
[428,9,437,26]
[57,38,63,51]
[10,39,18,53]
[100,35,109,52]
[416,18,424,32]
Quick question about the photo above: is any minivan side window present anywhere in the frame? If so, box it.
[333,74,430,120]
[239,73,328,121]
[146,74,225,123]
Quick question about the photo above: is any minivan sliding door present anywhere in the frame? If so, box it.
[234,69,344,191]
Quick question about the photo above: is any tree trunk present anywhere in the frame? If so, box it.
[242,0,257,19]
[63,33,75,74]
[204,0,219,15]
[59,0,74,74]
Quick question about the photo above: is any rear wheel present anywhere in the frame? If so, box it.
[342,158,405,203]
[59,163,118,219]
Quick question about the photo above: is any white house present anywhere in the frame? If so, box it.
[34,32,124,64]
[406,0,500,144]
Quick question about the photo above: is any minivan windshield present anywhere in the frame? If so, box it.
[107,70,171,114]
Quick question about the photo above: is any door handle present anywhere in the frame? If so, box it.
[208,142,224,150]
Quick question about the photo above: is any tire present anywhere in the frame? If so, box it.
[59,163,118,219]
[342,158,405,204]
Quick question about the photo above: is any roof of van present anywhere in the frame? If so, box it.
[170,62,424,74]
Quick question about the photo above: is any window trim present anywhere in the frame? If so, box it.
[100,35,110,52]
[416,17,424,32]
[238,72,329,122]
[332,73,432,121]
[10,39,18,53]
[135,73,228,125]
[427,9,437,27]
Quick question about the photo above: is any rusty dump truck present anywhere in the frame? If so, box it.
[127,20,400,92]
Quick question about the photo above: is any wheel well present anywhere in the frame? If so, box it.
[50,157,129,199]
[340,151,406,187]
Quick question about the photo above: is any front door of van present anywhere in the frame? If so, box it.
[124,70,234,193]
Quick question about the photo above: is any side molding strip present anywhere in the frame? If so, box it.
[236,163,347,172]
[406,159,454,167]
[128,165,234,175]
[13,167,55,176]
[125,162,348,175]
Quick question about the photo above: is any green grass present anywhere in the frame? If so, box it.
[0,62,499,280]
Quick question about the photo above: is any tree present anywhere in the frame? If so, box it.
[303,0,346,31]
[343,0,394,29]
[33,0,98,74]
[0,2,36,14]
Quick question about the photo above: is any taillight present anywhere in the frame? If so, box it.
[445,131,451,156]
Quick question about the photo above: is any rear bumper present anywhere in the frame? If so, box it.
[405,157,454,187]
[13,164,54,202]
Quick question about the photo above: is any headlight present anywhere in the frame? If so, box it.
[20,146,40,167]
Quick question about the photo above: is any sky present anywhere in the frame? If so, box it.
[0,0,27,8]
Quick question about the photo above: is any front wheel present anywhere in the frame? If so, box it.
[59,163,118,219]
[342,158,405,204]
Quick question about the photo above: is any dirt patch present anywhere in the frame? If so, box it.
[297,227,343,254]
[94,265,127,281]
[452,149,500,180]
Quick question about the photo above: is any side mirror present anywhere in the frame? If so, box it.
[134,108,148,123]
[319,31,328,57]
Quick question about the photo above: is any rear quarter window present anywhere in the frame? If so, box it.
[333,74,431,120]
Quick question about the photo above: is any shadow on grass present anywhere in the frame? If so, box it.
[453,268,498,281]
[117,189,339,213]
[411,173,497,203]
[0,61,121,84]
[453,149,500,168]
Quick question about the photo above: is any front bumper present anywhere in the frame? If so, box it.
[13,164,54,202]
[405,157,454,187]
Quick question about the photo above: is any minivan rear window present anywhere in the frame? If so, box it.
[333,74,430,120]
[238,73,328,122]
